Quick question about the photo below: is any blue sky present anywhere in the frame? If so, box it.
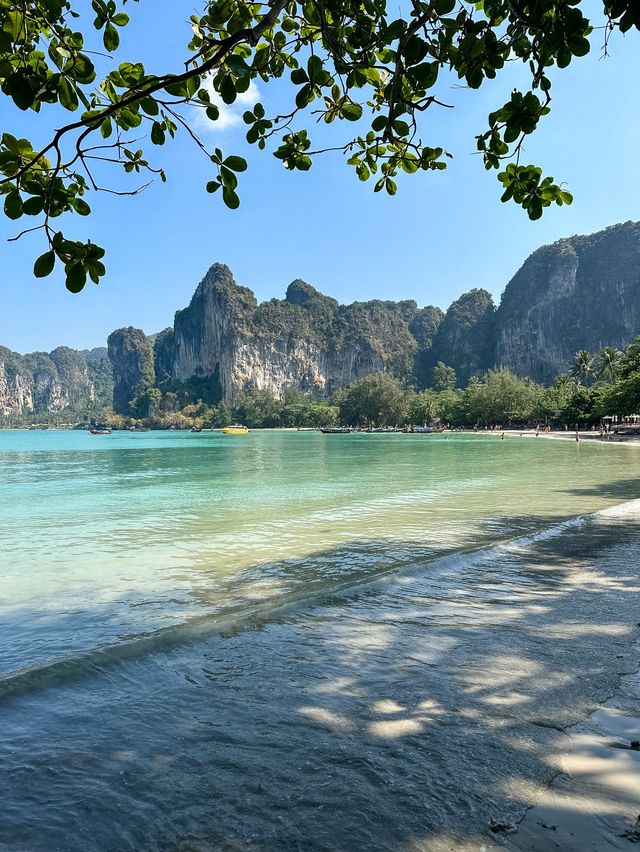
[0,1,638,353]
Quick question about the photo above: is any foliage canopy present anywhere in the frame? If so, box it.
[1,0,637,290]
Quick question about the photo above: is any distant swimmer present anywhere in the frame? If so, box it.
[502,432,505,440]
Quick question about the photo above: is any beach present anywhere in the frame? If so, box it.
[1,431,639,850]
[1,510,639,849]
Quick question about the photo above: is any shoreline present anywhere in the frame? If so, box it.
[1,496,640,849]
[502,648,640,851]
[487,502,640,851]
[3,424,640,444]
[503,429,640,448]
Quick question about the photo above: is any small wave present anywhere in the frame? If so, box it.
[205,477,493,549]
[2,498,637,703]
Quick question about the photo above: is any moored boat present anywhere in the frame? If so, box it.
[320,427,352,434]
[221,425,249,435]
[89,427,112,435]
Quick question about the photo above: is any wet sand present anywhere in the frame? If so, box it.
[1,502,639,850]
[504,662,640,851]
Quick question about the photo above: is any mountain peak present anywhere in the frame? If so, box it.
[201,263,235,289]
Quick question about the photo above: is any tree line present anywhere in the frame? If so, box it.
[92,338,640,431]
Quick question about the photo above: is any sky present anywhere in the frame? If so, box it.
[0,1,638,353]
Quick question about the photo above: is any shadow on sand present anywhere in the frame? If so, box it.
[0,510,639,851]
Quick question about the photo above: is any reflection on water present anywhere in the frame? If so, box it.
[1,429,639,677]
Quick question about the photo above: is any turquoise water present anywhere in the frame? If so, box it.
[1,429,640,851]
[1,429,639,677]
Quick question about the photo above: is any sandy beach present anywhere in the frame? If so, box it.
[498,428,640,448]
[1,482,639,850]
[443,502,640,852]
[504,659,640,851]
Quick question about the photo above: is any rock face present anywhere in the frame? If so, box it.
[164,263,431,402]
[425,289,496,386]
[124,221,640,404]
[3,221,640,420]
[107,327,155,414]
[495,221,640,383]
[81,347,114,409]
[0,345,101,416]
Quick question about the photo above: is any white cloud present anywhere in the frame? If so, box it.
[193,77,261,133]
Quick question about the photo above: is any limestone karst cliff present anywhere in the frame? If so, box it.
[0,345,109,417]
[134,221,640,403]
[495,221,640,383]
[3,221,640,420]
[424,289,496,386]
[107,327,155,414]
[142,262,433,409]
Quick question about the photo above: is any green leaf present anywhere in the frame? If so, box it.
[72,198,91,216]
[103,22,119,51]
[568,36,590,57]
[220,74,236,105]
[528,198,543,220]
[404,35,428,64]
[434,0,456,14]
[341,102,363,121]
[412,61,439,89]
[224,155,247,172]
[392,119,410,136]
[22,197,44,216]
[3,11,24,41]
[4,190,22,220]
[65,263,87,293]
[86,259,106,283]
[295,84,313,109]
[222,187,240,209]
[220,165,238,190]
[111,12,129,26]
[504,124,520,144]
[34,251,56,278]
[58,76,79,111]
[307,55,324,81]
[140,97,159,116]
[151,121,165,145]
[9,75,35,110]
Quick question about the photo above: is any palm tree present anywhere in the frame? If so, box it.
[596,346,624,383]
[569,350,596,387]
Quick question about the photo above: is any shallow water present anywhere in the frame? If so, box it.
[1,429,639,676]
[1,431,640,850]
